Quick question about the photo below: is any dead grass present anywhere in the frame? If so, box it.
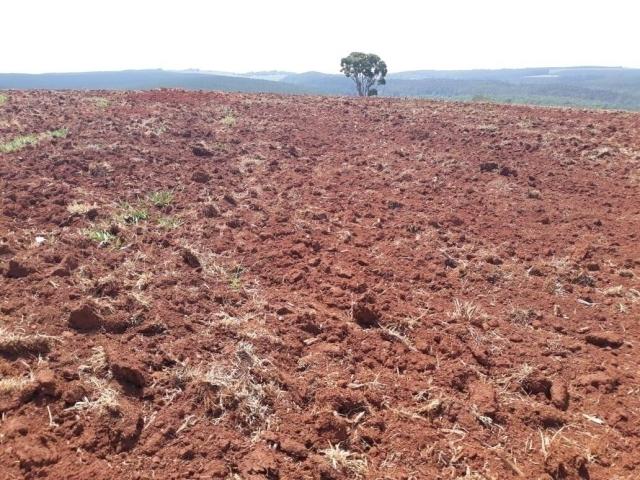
[68,377,120,414]
[380,325,416,351]
[78,346,110,377]
[0,374,34,394]
[321,443,368,477]
[177,342,275,431]
[508,308,538,326]
[450,299,480,322]
[0,327,57,356]
[67,201,96,215]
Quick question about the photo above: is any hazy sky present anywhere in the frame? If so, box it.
[2,0,639,74]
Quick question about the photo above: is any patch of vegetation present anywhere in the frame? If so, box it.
[228,265,245,290]
[86,228,119,247]
[0,374,33,395]
[49,128,68,139]
[148,190,174,208]
[120,204,149,225]
[92,97,110,108]
[157,216,182,229]
[68,377,120,414]
[0,134,40,153]
[0,94,7,106]
[322,443,368,477]
[176,342,275,431]
[220,112,236,126]
[0,128,68,153]
[67,201,95,215]
[0,327,57,356]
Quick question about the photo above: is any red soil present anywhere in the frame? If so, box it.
[1,90,639,479]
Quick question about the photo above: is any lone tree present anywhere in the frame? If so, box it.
[340,52,387,97]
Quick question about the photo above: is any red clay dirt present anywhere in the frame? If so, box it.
[0,90,639,479]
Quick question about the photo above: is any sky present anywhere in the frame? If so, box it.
[1,0,639,74]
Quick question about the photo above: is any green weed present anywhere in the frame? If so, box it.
[0,134,40,153]
[0,94,7,106]
[148,190,174,208]
[49,128,68,139]
[120,204,149,225]
[86,229,118,246]
[157,216,182,229]
[0,128,68,153]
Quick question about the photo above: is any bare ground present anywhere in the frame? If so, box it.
[1,90,639,479]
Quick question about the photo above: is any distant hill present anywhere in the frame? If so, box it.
[1,67,639,110]
[0,69,313,95]
[282,67,640,109]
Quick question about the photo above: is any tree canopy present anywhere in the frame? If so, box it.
[340,52,387,97]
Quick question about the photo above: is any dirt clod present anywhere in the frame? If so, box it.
[68,303,104,331]
[585,331,624,348]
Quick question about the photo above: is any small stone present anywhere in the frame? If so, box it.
[528,189,542,199]
[201,204,219,218]
[479,162,499,172]
[85,208,99,220]
[61,382,87,406]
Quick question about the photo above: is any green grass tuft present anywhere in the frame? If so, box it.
[121,205,149,225]
[49,128,68,139]
[0,94,7,106]
[148,190,174,208]
[0,128,68,153]
[86,229,118,246]
[0,134,40,153]
[157,216,182,229]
